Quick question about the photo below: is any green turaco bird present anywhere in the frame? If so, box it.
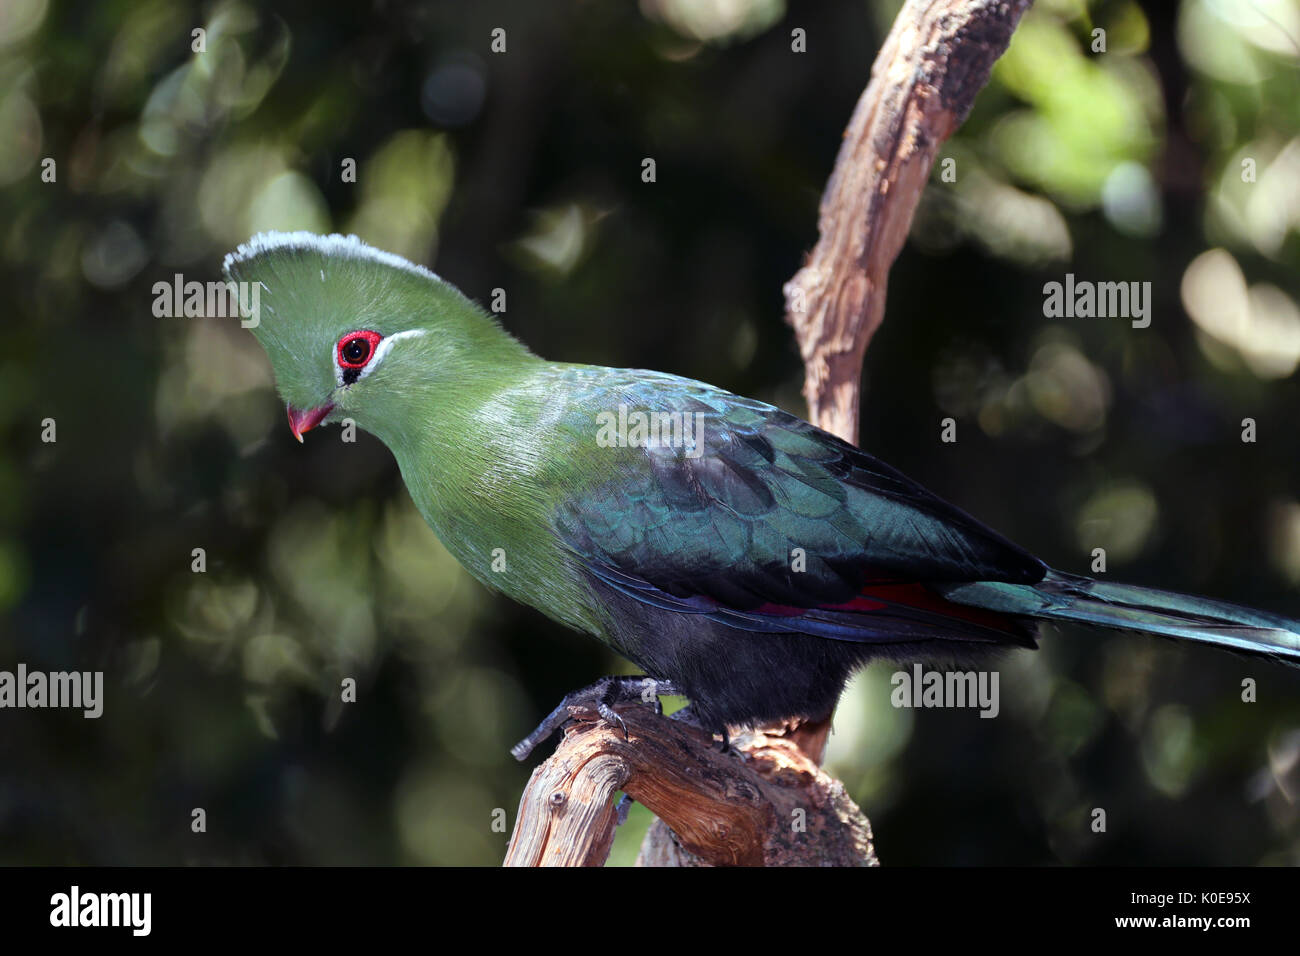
[225,232,1300,757]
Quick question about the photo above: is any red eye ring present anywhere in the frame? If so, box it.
[337,330,383,369]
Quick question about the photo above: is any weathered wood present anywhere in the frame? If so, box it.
[503,702,877,867]
[504,743,627,866]
[784,0,1032,445]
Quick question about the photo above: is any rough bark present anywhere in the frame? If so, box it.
[503,702,877,867]
[784,0,1032,445]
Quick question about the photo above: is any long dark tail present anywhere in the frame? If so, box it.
[936,570,1300,666]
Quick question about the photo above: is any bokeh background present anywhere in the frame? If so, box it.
[3,0,1300,865]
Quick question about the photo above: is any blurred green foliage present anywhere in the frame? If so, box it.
[2,0,1300,865]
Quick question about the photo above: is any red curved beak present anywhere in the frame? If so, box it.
[286,402,335,443]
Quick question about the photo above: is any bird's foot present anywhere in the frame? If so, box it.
[510,675,681,761]
[667,703,734,754]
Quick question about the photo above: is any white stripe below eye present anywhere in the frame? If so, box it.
[334,329,428,387]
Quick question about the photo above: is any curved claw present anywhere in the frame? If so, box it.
[597,701,629,741]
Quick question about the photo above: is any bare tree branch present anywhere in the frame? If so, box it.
[785,0,1032,445]
[503,703,877,866]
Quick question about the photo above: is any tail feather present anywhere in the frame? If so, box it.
[936,570,1300,666]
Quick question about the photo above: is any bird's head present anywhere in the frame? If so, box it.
[223,232,526,443]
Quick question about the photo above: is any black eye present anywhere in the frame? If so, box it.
[342,337,370,364]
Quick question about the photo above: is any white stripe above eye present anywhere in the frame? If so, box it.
[334,328,429,387]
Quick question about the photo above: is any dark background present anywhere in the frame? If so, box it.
[2,0,1299,865]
